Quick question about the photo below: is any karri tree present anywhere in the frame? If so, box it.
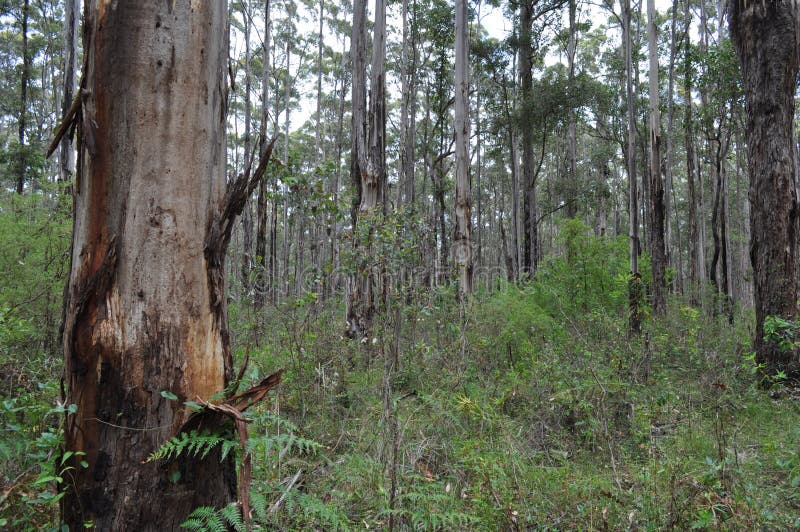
[729,0,800,376]
[58,2,274,528]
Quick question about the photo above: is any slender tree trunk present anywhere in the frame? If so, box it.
[255,0,271,310]
[729,0,800,375]
[241,1,254,295]
[59,0,79,187]
[510,129,520,280]
[520,0,538,277]
[282,40,291,298]
[566,0,579,218]
[624,0,641,333]
[62,3,240,528]
[664,0,678,288]
[316,0,324,159]
[647,0,666,315]
[454,0,472,296]
[17,0,30,194]
[685,0,700,304]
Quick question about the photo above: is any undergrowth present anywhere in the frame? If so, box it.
[2,218,800,529]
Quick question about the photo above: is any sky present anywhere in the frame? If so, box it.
[262,0,689,135]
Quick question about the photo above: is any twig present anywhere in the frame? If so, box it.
[269,469,302,515]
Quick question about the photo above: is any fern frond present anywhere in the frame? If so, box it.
[145,430,234,463]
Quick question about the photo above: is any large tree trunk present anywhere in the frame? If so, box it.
[647,0,666,315]
[62,2,237,529]
[454,0,472,296]
[729,0,800,375]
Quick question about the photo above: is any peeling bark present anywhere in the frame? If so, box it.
[60,3,271,528]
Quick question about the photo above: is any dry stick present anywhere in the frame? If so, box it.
[46,89,81,159]
[268,468,303,515]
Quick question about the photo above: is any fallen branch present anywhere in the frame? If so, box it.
[269,469,302,515]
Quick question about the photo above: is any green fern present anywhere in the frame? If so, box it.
[181,503,245,532]
[145,430,237,464]
[180,506,227,532]
[250,491,269,523]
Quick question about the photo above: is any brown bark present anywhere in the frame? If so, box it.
[59,2,265,528]
[729,0,800,375]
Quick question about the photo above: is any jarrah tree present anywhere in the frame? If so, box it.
[729,0,800,376]
[59,1,272,528]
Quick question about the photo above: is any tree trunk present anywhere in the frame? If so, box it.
[59,0,79,187]
[647,0,666,315]
[241,1,253,295]
[684,0,700,304]
[566,0,578,218]
[729,0,800,375]
[520,0,537,277]
[255,0,271,310]
[62,3,238,528]
[664,0,678,289]
[624,0,641,333]
[454,0,472,296]
[17,0,30,194]
[346,0,386,338]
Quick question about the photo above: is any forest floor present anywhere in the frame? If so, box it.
[2,228,800,530]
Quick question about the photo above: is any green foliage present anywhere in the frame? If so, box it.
[145,430,238,464]
[181,504,243,532]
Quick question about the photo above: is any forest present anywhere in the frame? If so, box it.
[0,0,799,529]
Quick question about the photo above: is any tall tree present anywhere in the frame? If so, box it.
[565,0,578,218]
[519,0,538,276]
[16,0,29,194]
[729,0,800,376]
[454,0,472,296]
[346,0,386,337]
[240,0,254,294]
[624,0,641,333]
[59,2,272,527]
[255,0,271,309]
[684,0,700,304]
[59,0,79,186]
[647,0,666,314]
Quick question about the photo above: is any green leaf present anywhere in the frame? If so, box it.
[183,401,204,412]
[161,390,178,401]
